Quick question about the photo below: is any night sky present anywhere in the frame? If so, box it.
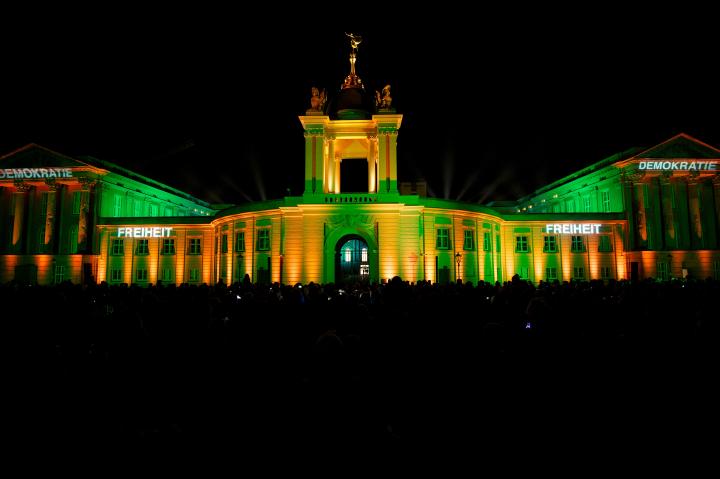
[3,9,718,205]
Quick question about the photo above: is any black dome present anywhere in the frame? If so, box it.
[326,87,377,120]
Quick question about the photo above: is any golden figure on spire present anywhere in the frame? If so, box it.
[342,32,364,89]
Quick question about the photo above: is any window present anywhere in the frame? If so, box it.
[601,191,611,212]
[73,191,82,214]
[162,238,175,255]
[546,267,557,281]
[133,200,142,217]
[598,235,612,252]
[257,229,270,251]
[543,235,557,253]
[515,236,529,253]
[188,238,201,255]
[136,239,149,255]
[113,195,122,217]
[571,235,584,253]
[221,234,228,253]
[463,230,475,250]
[657,262,669,281]
[54,265,65,284]
[436,228,449,249]
[573,267,585,280]
[583,196,591,212]
[136,269,148,282]
[68,226,78,254]
[361,248,368,262]
[111,239,124,255]
[344,249,351,262]
[235,232,245,252]
[161,268,174,282]
[483,231,491,252]
[110,269,123,282]
[518,266,529,279]
[601,266,612,280]
[189,268,200,282]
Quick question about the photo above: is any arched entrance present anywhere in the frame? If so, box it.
[335,235,370,284]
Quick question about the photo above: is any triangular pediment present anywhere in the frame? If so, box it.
[634,133,720,160]
[0,144,96,169]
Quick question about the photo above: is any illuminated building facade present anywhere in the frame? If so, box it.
[2,43,719,286]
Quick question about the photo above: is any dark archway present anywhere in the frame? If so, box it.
[335,235,369,284]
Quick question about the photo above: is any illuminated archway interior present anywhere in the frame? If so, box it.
[336,236,369,284]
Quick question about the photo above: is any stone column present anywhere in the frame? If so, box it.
[686,174,702,249]
[367,134,377,193]
[78,178,95,252]
[325,135,335,193]
[12,180,32,253]
[334,155,341,194]
[44,180,58,248]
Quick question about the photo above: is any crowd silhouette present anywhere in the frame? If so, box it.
[8,274,718,451]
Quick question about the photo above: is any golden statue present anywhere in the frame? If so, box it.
[345,32,362,52]
[309,86,326,112]
[376,84,392,110]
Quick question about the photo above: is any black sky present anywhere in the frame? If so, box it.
[2,8,718,204]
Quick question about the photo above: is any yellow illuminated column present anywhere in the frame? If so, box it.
[326,136,335,193]
[334,156,341,194]
[367,135,377,193]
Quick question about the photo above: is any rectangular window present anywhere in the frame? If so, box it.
[436,228,449,249]
[111,239,124,255]
[68,226,78,254]
[162,238,175,255]
[573,267,585,280]
[54,265,65,284]
[657,262,669,281]
[571,235,585,253]
[583,196,591,212]
[113,195,122,217]
[134,200,142,217]
[235,232,245,252]
[188,238,201,255]
[73,191,82,214]
[189,268,200,282]
[515,235,529,253]
[136,269,148,282]
[543,235,557,253]
[483,231,491,252]
[110,269,123,282]
[598,235,612,252]
[601,191,611,212]
[518,266,529,279]
[257,229,271,251]
[601,266,612,280]
[161,268,174,282]
[463,230,474,250]
[545,267,557,281]
[361,248,368,262]
[136,239,149,255]
[221,234,228,253]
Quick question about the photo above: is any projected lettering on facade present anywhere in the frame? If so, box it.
[0,167,74,179]
[117,227,173,238]
[545,224,601,234]
[638,161,718,171]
